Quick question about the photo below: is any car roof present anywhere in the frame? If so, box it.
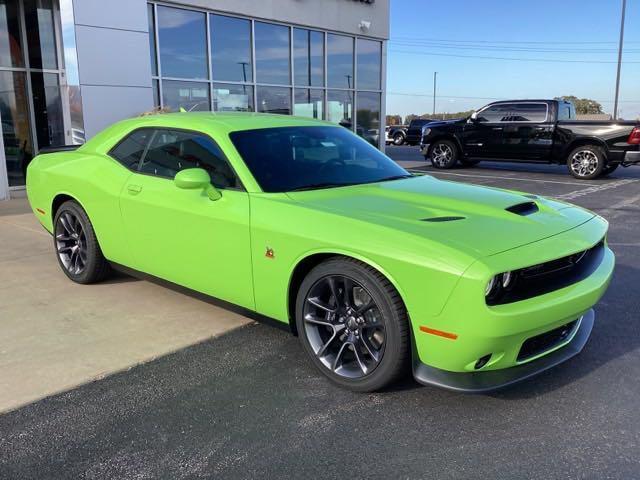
[112,112,336,135]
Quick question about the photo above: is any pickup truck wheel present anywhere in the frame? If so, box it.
[601,163,619,176]
[393,132,405,146]
[429,140,458,169]
[567,146,605,180]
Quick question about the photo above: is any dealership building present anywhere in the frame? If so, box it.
[0,0,389,200]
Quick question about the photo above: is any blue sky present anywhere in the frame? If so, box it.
[386,0,640,119]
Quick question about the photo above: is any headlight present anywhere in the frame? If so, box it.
[422,127,431,136]
[485,271,514,299]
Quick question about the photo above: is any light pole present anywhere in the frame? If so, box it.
[432,71,437,117]
[613,0,626,120]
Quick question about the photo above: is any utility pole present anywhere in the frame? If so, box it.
[432,72,437,116]
[613,0,626,120]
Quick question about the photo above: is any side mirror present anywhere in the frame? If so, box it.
[469,111,478,122]
[174,168,221,201]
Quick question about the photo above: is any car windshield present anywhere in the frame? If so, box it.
[229,126,410,192]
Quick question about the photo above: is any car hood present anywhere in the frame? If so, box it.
[286,175,595,258]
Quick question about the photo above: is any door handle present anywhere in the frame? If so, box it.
[492,127,503,131]
[127,184,142,195]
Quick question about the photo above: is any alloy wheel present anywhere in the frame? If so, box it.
[55,211,88,275]
[431,143,453,167]
[302,275,386,379]
[570,150,599,177]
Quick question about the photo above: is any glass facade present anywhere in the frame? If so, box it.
[148,2,384,147]
[0,0,71,189]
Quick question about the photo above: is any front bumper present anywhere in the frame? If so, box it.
[419,143,430,155]
[623,150,640,166]
[408,215,613,390]
[413,309,594,393]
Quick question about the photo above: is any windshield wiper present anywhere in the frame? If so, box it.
[376,174,414,183]
[289,182,357,191]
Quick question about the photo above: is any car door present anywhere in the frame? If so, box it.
[118,128,254,310]
[499,102,553,160]
[461,103,511,157]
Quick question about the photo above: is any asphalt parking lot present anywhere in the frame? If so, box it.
[1,147,639,479]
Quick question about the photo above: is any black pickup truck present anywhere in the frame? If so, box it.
[420,99,640,179]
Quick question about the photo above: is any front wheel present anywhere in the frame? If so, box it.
[393,132,405,146]
[429,140,458,169]
[53,200,111,284]
[295,257,409,392]
[567,145,605,180]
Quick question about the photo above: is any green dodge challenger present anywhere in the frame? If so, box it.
[26,113,614,392]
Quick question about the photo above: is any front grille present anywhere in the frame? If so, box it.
[517,320,579,362]
[487,239,605,306]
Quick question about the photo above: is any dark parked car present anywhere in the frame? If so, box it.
[420,99,640,179]
[405,118,432,145]
[385,125,407,145]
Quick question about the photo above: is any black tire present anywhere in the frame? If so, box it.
[53,200,111,284]
[459,158,481,167]
[567,145,605,180]
[393,132,405,146]
[295,257,409,392]
[428,139,458,169]
[601,163,619,176]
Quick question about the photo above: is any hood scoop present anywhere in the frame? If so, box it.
[506,201,539,216]
[421,216,466,222]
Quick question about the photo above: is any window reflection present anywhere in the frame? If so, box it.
[356,91,380,147]
[211,15,252,83]
[0,71,33,186]
[148,4,157,76]
[0,0,23,68]
[257,86,291,115]
[152,79,160,109]
[162,80,210,112]
[294,89,323,119]
[213,83,253,112]
[31,72,65,148]
[327,34,353,89]
[255,22,290,85]
[158,6,207,79]
[23,0,57,70]
[327,90,353,129]
[294,29,324,87]
[357,39,381,90]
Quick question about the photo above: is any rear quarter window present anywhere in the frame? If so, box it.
[110,129,153,170]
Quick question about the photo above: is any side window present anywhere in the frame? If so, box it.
[476,104,513,123]
[110,129,153,170]
[140,129,238,188]
[510,103,548,122]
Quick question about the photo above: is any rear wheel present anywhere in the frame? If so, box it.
[567,145,605,180]
[53,200,111,284]
[295,257,409,392]
[429,140,458,169]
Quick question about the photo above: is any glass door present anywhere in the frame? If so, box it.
[0,0,67,192]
